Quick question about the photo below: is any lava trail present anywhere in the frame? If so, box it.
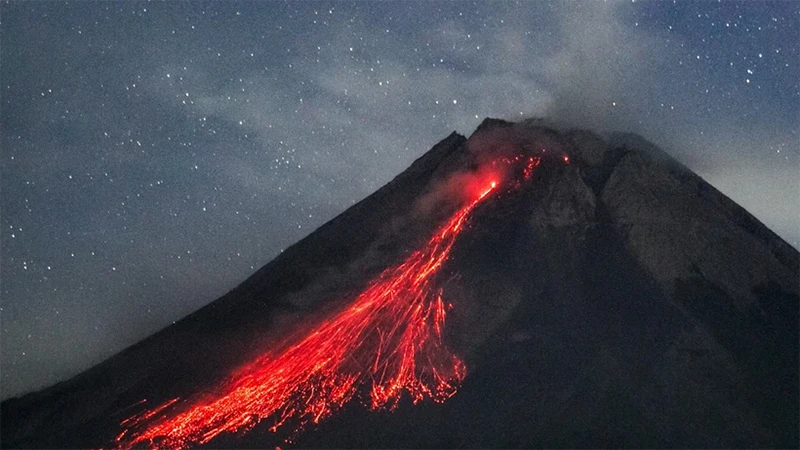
[115,159,538,449]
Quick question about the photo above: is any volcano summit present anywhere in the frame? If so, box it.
[1,118,797,449]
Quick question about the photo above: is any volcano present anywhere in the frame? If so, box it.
[2,118,797,449]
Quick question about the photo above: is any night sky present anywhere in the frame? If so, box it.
[1,1,797,400]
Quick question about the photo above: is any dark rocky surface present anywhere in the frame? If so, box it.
[2,119,797,449]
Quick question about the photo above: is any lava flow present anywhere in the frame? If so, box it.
[115,157,540,450]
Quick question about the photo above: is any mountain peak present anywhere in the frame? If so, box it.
[474,117,515,133]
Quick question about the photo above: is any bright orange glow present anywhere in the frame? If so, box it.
[115,178,503,450]
[114,151,553,449]
[478,180,498,200]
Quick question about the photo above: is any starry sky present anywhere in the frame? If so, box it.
[1,1,797,400]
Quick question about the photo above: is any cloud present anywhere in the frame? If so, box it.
[170,0,795,247]
[538,2,679,131]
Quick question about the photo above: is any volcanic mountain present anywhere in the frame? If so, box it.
[1,118,797,449]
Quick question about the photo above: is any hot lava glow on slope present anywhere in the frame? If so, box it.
[115,155,542,450]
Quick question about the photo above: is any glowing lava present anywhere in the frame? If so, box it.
[115,174,507,449]
[114,150,552,449]
[113,149,553,449]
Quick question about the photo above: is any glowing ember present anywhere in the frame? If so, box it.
[115,176,503,449]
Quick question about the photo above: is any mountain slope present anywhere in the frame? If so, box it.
[2,119,797,449]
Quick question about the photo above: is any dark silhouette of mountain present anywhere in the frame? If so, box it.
[2,118,797,449]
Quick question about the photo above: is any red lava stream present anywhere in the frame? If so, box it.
[115,156,541,449]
